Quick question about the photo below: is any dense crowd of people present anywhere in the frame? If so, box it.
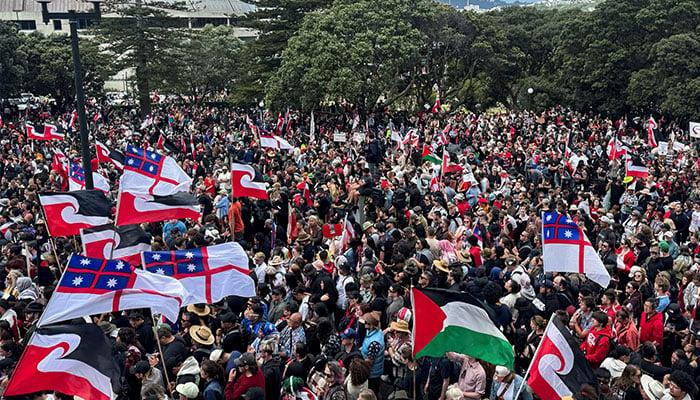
[0,97,699,400]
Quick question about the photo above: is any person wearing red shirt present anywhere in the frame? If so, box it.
[639,298,664,349]
[225,353,265,400]
[228,197,245,241]
[614,308,639,351]
[580,311,613,369]
[601,290,621,326]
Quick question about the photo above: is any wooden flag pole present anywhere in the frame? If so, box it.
[151,313,173,391]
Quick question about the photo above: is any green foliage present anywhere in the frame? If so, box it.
[235,0,334,102]
[93,0,188,114]
[163,25,243,100]
[0,22,27,99]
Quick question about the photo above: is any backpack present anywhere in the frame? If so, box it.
[595,333,618,357]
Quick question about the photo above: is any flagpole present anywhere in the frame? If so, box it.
[410,284,416,400]
[151,312,173,391]
[513,318,554,400]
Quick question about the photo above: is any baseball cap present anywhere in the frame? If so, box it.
[235,352,257,367]
[340,328,356,340]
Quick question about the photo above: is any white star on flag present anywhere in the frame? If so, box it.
[150,153,157,159]
[156,268,165,275]
[185,252,194,259]
[546,215,552,221]
[80,258,91,266]
[187,263,197,272]
[115,261,125,270]
[566,218,573,224]
[564,230,573,238]
[152,254,161,261]
[106,278,118,288]
[546,230,551,238]
[149,166,155,172]
[128,159,135,165]
[72,276,83,286]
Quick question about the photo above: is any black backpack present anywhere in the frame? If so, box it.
[595,333,618,358]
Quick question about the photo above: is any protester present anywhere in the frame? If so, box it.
[0,100,698,400]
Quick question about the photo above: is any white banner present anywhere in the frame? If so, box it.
[333,132,347,142]
[658,141,668,155]
[690,122,700,138]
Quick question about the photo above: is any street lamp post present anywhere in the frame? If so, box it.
[36,0,103,190]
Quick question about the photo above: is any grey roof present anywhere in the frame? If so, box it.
[1,0,254,16]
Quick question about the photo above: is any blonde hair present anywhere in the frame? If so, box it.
[445,384,463,400]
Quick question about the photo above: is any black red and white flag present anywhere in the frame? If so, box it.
[156,133,181,154]
[39,190,112,237]
[96,140,125,171]
[26,122,65,140]
[231,162,268,199]
[81,223,151,265]
[625,154,649,178]
[116,191,200,226]
[4,323,121,400]
[527,317,598,400]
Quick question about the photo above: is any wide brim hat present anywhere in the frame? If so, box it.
[268,255,284,266]
[640,375,664,400]
[190,325,215,345]
[433,259,450,273]
[456,250,472,263]
[186,303,211,316]
[390,320,411,333]
[297,231,311,242]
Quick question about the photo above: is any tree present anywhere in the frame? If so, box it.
[0,22,27,99]
[235,0,334,103]
[94,0,187,115]
[266,0,461,111]
[16,32,109,107]
[163,25,243,101]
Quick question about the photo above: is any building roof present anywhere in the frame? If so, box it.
[0,0,254,16]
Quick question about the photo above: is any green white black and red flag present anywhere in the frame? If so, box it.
[411,287,514,369]
[422,145,441,164]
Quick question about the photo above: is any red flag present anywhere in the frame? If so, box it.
[231,162,268,199]
[5,324,121,400]
[39,190,112,237]
[432,93,440,113]
[527,318,598,399]
[116,191,200,226]
[647,116,658,148]
[287,206,298,243]
[322,223,343,238]
[275,114,284,135]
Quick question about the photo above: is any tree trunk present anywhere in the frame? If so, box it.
[135,0,151,116]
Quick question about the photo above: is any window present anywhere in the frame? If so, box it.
[16,20,36,30]
[191,18,227,29]
[76,18,93,29]
[53,19,62,31]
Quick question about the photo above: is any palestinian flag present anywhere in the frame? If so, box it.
[411,287,514,369]
[422,145,441,164]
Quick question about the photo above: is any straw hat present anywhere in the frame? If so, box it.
[268,255,284,267]
[297,231,311,242]
[390,320,411,333]
[186,303,211,317]
[433,259,450,273]
[456,250,472,263]
[190,325,215,345]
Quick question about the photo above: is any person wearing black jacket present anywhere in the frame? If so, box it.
[260,339,283,400]
[128,312,156,354]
